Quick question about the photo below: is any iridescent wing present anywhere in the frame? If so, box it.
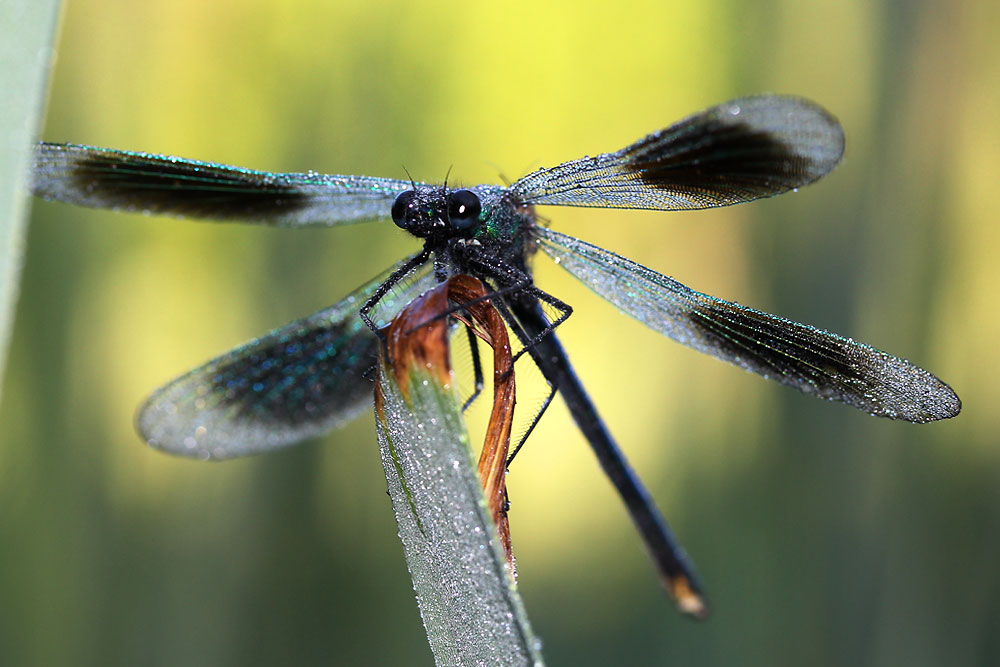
[137,256,436,459]
[535,227,961,423]
[31,142,426,227]
[511,95,844,211]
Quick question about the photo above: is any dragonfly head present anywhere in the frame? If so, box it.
[391,187,482,239]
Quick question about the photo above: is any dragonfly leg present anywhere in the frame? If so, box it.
[360,246,432,334]
[505,384,556,467]
[461,245,576,365]
[461,323,485,412]
[508,284,572,365]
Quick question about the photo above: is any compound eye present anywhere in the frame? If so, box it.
[448,189,481,230]
[391,191,417,229]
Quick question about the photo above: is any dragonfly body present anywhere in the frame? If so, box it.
[30,95,960,616]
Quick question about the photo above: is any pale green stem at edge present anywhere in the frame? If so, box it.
[376,365,545,667]
[0,0,62,401]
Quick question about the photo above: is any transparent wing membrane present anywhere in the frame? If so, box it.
[31,142,423,227]
[512,95,844,211]
[536,227,960,423]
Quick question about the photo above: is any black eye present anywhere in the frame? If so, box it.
[391,191,417,229]
[448,189,481,230]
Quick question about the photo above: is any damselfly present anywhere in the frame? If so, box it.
[30,95,961,617]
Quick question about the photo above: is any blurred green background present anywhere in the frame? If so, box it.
[3,0,998,664]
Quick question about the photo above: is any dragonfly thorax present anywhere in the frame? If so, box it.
[391,187,482,240]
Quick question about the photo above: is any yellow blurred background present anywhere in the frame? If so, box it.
[3,0,998,664]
